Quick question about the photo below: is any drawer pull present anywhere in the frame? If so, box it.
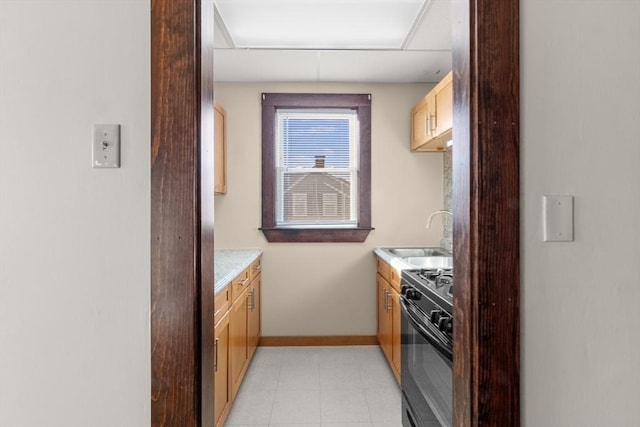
[240,278,249,286]
[214,337,219,372]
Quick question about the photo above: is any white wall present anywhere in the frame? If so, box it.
[0,2,150,427]
[214,82,445,336]
[521,1,640,426]
[2,1,637,426]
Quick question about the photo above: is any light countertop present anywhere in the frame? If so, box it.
[215,248,263,294]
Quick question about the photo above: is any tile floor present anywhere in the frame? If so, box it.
[225,345,402,427]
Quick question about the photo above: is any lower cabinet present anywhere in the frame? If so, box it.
[214,310,230,427]
[214,255,262,427]
[229,289,249,400]
[377,274,391,360]
[375,256,401,384]
[390,287,401,376]
[247,274,261,361]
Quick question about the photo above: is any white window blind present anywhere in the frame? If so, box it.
[275,109,359,228]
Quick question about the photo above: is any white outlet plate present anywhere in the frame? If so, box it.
[93,124,120,168]
[543,195,574,242]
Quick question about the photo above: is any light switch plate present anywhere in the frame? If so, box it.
[543,195,574,242]
[92,124,120,168]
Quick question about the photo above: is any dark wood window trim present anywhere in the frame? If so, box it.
[260,93,373,243]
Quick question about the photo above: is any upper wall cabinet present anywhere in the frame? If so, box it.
[214,102,227,194]
[410,71,453,152]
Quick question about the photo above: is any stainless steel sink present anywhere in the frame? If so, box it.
[402,256,453,269]
[384,247,449,257]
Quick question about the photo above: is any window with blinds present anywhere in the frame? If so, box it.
[275,109,359,228]
[261,93,371,243]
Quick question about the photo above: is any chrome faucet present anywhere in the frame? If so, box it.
[426,210,453,229]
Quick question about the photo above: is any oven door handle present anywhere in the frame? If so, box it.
[401,298,453,361]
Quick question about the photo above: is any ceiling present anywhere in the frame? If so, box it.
[213,0,453,83]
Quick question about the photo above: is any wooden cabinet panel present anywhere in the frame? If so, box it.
[214,253,263,426]
[376,256,401,385]
[410,96,431,151]
[390,287,401,382]
[376,256,391,281]
[410,71,453,152]
[247,274,261,360]
[230,266,250,304]
[433,74,453,139]
[229,289,248,399]
[249,256,262,281]
[377,273,391,360]
[214,102,227,194]
[214,311,230,427]
[214,285,230,326]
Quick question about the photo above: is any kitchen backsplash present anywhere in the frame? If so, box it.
[441,150,453,252]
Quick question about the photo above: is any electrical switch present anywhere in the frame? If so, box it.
[92,124,120,168]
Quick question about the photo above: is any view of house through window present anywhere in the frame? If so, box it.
[275,109,359,227]
[261,93,371,242]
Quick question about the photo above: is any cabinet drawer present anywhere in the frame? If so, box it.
[389,268,401,292]
[231,267,251,303]
[249,256,262,281]
[376,256,391,282]
[214,286,230,325]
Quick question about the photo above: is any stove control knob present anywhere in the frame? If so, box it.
[404,288,421,300]
[438,316,453,334]
[429,310,443,324]
[400,284,410,295]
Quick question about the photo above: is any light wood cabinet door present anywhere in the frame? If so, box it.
[247,273,261,360]
[229,289,248,399]
[376,256,401,385]
[390,287,401,383]
[214,102,227,194]
[432,72,453,141]
[214,311,230,427]
[410,96,431,151]
[377,274,391,360]
[410,71,453,152]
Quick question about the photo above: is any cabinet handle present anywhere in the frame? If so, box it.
[240,278,249,286]
[383,289,388,311]
[248,289,255,310]
[214,337,219,372]
[253,264,261,271]
[430,113,437,133]
[425,115,430,136]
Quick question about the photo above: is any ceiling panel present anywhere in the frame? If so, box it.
[214,50,320,82]
[318,50,451,83]
[212,0,453,83]
[404,0,452,50]
[215,0,425,49]
[214,49,451,83]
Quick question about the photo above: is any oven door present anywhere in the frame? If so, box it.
[400,297,452,427]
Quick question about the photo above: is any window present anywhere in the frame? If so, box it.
[291,193,308,217]
[261,93,372,242]
[322,193,338,217]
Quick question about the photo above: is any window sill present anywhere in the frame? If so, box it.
[260,227,374,243]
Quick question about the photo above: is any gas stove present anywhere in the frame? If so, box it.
[400,266,454,427]
[401,267,453,313]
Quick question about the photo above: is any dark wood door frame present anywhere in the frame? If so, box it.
[451,0,520,425]
[150,0,520,426]
[151,0,215,426]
